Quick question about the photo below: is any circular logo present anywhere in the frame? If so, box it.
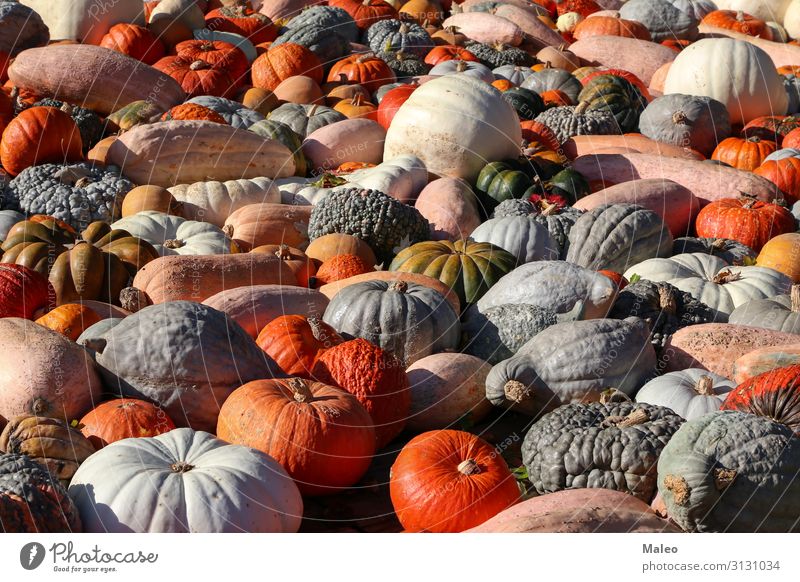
[19,542,46,570]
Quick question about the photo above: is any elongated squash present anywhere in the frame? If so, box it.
[568,36,676,85]
[562,135,703,161]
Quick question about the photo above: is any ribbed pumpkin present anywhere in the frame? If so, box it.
[312,337,411,449]
[711,136,777,171]
[0,106,82,176]
[572,16,651,40]
[555,0,600,17]
[741,116,800,143]
[174,39,250,87]
[576,74,647,134]
[334,93,378,120]
[754,157,800,205]
[695,197,796,252]
[256,315,343,378]
[424,45,477,66]
[722,365,800,435]
[35,303,102,341]
[204,6,277,44]
[78,398,176,450]
[251,43,323,91]
[251,244,316,287]
[47,241,130,306]
[313,253,373,286]
[153,57,235,98]
[99,23,165,65]
[329,0,398,29]
[161,103,227,123]
[326,53,397,94]
[390,429,520,532]
[0,263,54,319]
[701,10,772,39]
[389,239,517,305]
[216,377,376,495]
[783,127,800,149]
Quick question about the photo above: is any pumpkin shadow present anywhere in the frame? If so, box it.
[68,483,134,533]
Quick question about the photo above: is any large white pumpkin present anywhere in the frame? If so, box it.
[20,0,144,44]
[713,0,793,22]
[783,0,800,39]
[663,37,788,124]
[68,428,303,533]
[383,75,522,182]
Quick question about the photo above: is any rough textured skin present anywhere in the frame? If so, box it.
[523,401,684,500]
[0,452,81,533]
[365,18,434,57]
[94,302,282,432]
[534,106,620,144]
[470,216,558,265]
[460,303,560,365]
[8,45,184,115]
[476,260,617,320]
[467,488,682,532]
[267,103,346,138]
[3,163,133,230]
[202,285,329,338]
[672,237,756,264]
[282,5,359,40]
[271,20,352,63]
[308,187,429,263]
[0,319,102,423]
[485,317,657,416]
[733,343,800,383]
[657,411,800,532]
[566,204,673,273]
[664,323,800,378]
[728,293,800,334]
[465,41,533,67]
[68,428,302,532]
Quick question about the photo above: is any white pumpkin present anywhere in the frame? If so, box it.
[783,0,800,39]
[148,0,206,28]
[168,178,280,226]
[664,0,719,20]
[635,369,734,420]
[68,428,303,533]
[470,216,558,264]
[624,252,793,320]
[428,60,496,84]
[384,75,522,182]
[112,211,234,255]
[556,12,584,33]
[20,0,144,44]
[713,0,792,22]
[663,37,788,124]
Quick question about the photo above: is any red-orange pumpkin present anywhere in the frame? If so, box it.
[160,102,228,123]
[329,0,398,30]
[555,0,600,17]
[250,43,323,91]
[78,398,176,450]
[312,337,410,449]
[541,89,572,107]
[334,93,378,120]
[377,83,417,129]
[204,6,277,44]
[701,10,772,40]
[256,315,343,378]
[520,119,561,151]
[0,106,83,176]
[711,136,777,172]
[754,157,800,205]
[313,253,373,286]
[0,264,55,319]
[741,116,800,143]
[326,54,396,94]
[423,44,477,66]
[216,377,376,495]
[35,303,102,341]
[782,127,800,149]
[722,364,800,434]
[99,23,165,65]
[174,39,250,88]
[153,56,235,98]
[695,196,796,252]
[389,429,520,532]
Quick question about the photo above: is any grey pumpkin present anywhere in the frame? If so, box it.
[619,0,700,42]
[470,215,558,265]
[0,1,49,56]
[672,236,756,265]
[364,19,433,59]
[521,68,583,103]
[267,103,346,138]
[323,279,460,366]
[93,301,281,433]
[187,96,264,129]
[638,94,731,157]
[533,105,620,145]
[282,5,360,42]
[523,401,684,501]
[272,7,357,63]
[565,203,673,273]
[377,51,430,78]
[492,200,583,259]
[464,41,535,68]
[657,410,800,532]
[728,284,800,334]
[485,317,658,416]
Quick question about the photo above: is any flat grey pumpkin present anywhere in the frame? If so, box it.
[93,301,281,433]
[485,317,657,416]
[523,401,684,500]
[638,94,731,157]
[323,279,460,366]
[565,203,673,273]
[470,215,558,265]
[187,96,264,129]
[492,201,583,259]
[521,69,582,103]
[634,368,734,420]
[282,6,359,42]
[657,410,800,532]
[728,284,800,334]
[619,0,699,42]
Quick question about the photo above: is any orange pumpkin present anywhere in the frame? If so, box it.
[250,43,323,91]
[711,136,777,172]
[541,89,572,107]
[782,127,800,149]
[99,23,165,65]
[326,82,371,107]
[250,243,316,287]
[661,39,691,52]
[34,303,102,341]
[333,93,378,120]
[554,0,600,17]
[160,102,227,123]
[389,429,520,532]
[701,9,772,39]
[204,6,277,44]
[313,253,373,287]
[0,106,83,176]
[329,0,398,29]
[741,116,800,143]
[216,377,376,495]
[327,53,397,94]
[424,44,478,66]
[78,398,176,450]
[520,119,561,151]
[491,79,514,91]
[757,233,800,282]
[153,57,235,98]
[778,65,800,75]
[695,196,796,252]
[400,0,446,25]
[174,39,250,88]
[256,315,343,378]
[754,157,800,205]
[573,16,651,40]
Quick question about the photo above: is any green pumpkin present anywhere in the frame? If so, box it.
[546,168,590,204]
[501,87,545,121]
[389,239,517,305]
[577,74,647,134]
[248,119,308,177]
[475,162,536,215]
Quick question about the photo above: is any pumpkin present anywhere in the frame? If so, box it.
[69,428,302,532]
[313,253,372,286]
[533,104,620,144]
[174,39,250,87]
[223,202,311,251]
[711,136,777,171]
[0,318,102,422]
[240,86,279,115]
[166,177,280,227]
[0,415,95,486]
[428,58,494,83]
[732,342,800,383]
[757,232,800,282]
[657,411,800,532]
[305,233,377,267]
[302,118,386,171]
[635,369,735,420]
[424,44,477,66]
[701,9,773,38]
[161,102,227,124]
[120,185,183,217]
[205,6,277,44]
[754,157,800,204]
[251,42,323,90]
[619,0,700,41]
[105,100,163,132]
[330,0,398,29]
[78,398,176,450]
[485,317,657,415]
[576,73,647,134]
[376,83,417,129]
[389,429,519,532]
[268,102,346,137]
[573,15,651,39]
[673,236,757,265]
[334,93,379,120]
[469,215,558,265]
[107,120,294,186]
[413,177,482,241]
[110,212,233,256]
[311,337,411,448]
[186,95,264,129]
[366,19,434,57]
[729,284,800,334]
[251,244,315,287]
[663,38,788,125]
[256,315,342,377]
[722,364,800,435]
[0,209,25,239]
[99,23,165,65]
[0,1,49,55]
[0,264,54,319]
[695,196,795,252]
[153,56,236,97]
[8,45,185,116]
[0,106,83,176]
[35,303,102,341]
[638,94,731,157]
[742,115,800,143]
[523,401,684,500]
[217,377,375,495]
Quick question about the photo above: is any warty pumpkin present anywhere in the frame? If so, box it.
[313,253,372,286]
[78,398,176,450]
[256,315,342,378]
[205,6,277,44]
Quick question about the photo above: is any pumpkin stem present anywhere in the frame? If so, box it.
[399,22,409,35]
[389,280,409,293]
[792,284,800,312]
[288,377,315,403]
[671,110,689,125]
[736,10,745,22]
[656,285,677,314]
[457,459,482,476]
[663,474,690,506]
[308,104,319,116]
[574,100,590,115]
[274,244,292,260]
[539,200,559,216]
[189,60,211,71]
[307,316,328,342]
[170,461,195,473]
[712,269,742,285]
[351,93,366,107]
[611,408,650,428]
[54,165,92,186]
[714,467,736,490]
[119,286,152,313]
[164,239,185,249]
[455,60,468,73]
[694,375,715,396]
[504,380,532,404]
[31,397,49,415]
[599,388,631,404]
[222,224,234,238]
[711,238,728,250]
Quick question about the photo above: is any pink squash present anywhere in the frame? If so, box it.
[414,177,482,240]
[441,13,525,46]
[302,118,386,172]
[649,61,671,95]
[732,343,800,384]
[562,134,703,160]
[568,36,676,85]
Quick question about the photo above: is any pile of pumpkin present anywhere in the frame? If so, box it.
[3,0,800,534]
